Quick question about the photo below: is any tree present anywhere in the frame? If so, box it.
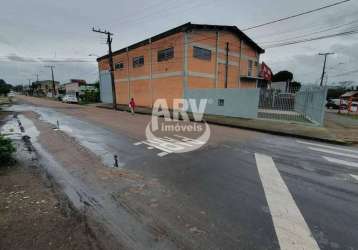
[13,85,23,92]
[290,81,302,92]
[0,79,12,96]
[272,71,293,82]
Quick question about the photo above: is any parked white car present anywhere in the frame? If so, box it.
[62,94,78,103]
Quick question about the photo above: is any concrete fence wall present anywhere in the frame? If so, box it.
[184,88,260,119]
[99,70,113,104]
[294,86,328,126]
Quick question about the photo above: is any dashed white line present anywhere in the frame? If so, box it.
[322,156,358,168]
[308,147,358,159]
[255,153,320,250]
[297,140,358,154]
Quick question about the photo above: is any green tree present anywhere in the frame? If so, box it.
[0,135,16,165]
[272,71,293,82]
[0,79,12,96]
[290,81,302,92]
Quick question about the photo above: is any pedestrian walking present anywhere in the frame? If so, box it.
[129,98,136,115]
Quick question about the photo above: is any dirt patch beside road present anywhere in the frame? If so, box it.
[324,111,358,145]
[0,162,101,250]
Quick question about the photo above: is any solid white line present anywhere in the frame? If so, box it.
[297,140,358,154]
[323,156,358,168]
[255,153,320,250]
[308,147,358,159]
[350,174,358,181]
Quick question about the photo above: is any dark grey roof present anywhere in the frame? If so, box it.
[97,22,264,61]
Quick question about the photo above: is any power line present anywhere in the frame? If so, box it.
[242,0,351,31]
[265,29,358,48]
[260,20,358,45]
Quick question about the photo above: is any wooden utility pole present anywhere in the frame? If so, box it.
[318,52,334,86]
[45,65,56,96]
[92,27,117,110]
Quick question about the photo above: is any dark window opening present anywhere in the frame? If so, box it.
[248,60,253,76]
[115,62,124,70]
[158,47,174,62]
[193,46,211,60]
[218,99,224,106]
[133,56,144,68]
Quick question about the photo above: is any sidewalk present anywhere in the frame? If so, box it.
[97,103,351,145]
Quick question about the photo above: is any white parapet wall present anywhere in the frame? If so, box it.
[184,88,260,119]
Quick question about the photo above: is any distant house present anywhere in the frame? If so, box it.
[62,79,87,97]
[341,91,358,100]
[32,80,60,97]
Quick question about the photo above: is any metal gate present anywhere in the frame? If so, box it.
[258,86,327,125]
[99,70,113,104]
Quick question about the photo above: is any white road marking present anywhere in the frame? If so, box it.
[323,156,358,168]
[350,174,358,181]
[255,153,320,250]
[308,147,358,159]
[297,140,358,154]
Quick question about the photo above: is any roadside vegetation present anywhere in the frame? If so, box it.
[0,135,16,166]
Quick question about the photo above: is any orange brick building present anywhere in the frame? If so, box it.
[97,23,264,108]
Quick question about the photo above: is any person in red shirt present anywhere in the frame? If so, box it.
[129,98,136,115]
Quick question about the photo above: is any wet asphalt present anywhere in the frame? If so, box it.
[7,101,358,250]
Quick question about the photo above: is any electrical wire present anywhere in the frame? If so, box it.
[242,0,351,31]
[265,29,358,49]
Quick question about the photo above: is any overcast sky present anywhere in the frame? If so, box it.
[1,0,357,86]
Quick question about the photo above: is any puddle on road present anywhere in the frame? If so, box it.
[7,105,127,168]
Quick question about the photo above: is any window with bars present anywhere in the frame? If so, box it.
[133,56,144,68]
[158,47,174,62]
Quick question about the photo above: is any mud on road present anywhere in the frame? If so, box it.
[0,112,102,250]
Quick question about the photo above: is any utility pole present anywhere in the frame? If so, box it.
[92,27,117,110]
[318,52,334,86]
[45,65,56,96]
[28,78,32,96]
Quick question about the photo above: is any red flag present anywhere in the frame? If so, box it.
[260,62,273,81]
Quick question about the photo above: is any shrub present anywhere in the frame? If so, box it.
[0,135,16,165]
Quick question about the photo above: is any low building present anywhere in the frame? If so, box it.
[341,91,358,101]
[96,22,264,108]
[32,80,60,97]
[62,79,87,97]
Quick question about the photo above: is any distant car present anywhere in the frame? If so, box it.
[7,91,16,97]
[349,102,358,112]
[62,94,78,103]
[326,99,347,110]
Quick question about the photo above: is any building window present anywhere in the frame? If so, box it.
[218,99,224,106]
[158,47,174,62]
[115,62,124,70]
[248,60,253,76]
[133,56,144,68]
[193,46,211,60]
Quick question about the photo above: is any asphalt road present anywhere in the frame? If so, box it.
[5,97,358,250]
